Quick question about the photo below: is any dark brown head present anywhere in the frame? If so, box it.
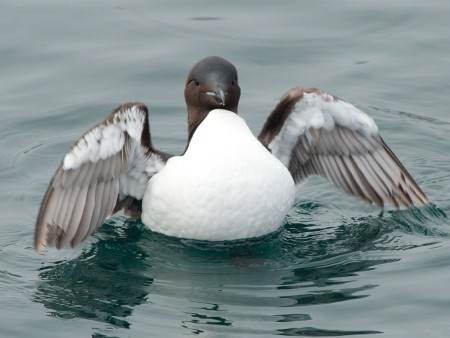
[184,56,241,137]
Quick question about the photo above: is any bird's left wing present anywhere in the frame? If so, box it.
[258,88,427,209]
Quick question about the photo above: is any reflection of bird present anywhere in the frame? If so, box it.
[34,56,428,251]
[33,222,152,328]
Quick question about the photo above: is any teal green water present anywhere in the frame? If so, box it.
[1,1,450,337]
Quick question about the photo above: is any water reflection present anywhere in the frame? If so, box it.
[277,327,382,336]
[31,203,445,336]
[33,218,152,329]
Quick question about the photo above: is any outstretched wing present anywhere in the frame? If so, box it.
[259,88,427,208]
[35,103,169,251]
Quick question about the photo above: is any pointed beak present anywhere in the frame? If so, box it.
[206,88,226,106]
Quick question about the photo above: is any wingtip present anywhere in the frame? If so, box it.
[35,240,45,252]
[34,222,46,252]
[34,224,48,252]
[392,190,428,210]
[404,181,429,209]
[415,194,429,207]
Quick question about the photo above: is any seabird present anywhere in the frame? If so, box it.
[34,56,428,251]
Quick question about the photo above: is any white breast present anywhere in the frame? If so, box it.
[142,109,295,241]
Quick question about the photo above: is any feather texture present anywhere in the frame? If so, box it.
[35,103,169,251]
[259,88,427,209]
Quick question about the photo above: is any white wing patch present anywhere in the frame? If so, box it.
[63,106,146,170]
[269,92,379,167]
[119,142,166,201]
[35,102,170,251]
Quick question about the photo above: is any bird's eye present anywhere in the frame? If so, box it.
[231,79,237,86]
[194,80,200,86]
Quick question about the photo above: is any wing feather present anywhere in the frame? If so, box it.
[35,103,170,251]
[340,156,367,200]
[359,155,391,199]
[332,155,357,195]
[71,184,97,246]
[259,88,427,209]
[67,185,89,238]
[351,155,383,207]
[328,155,352,195]
[88,181,106,239]
[345,156,375,204]
[58,184,87,249]
[56,185,75,232]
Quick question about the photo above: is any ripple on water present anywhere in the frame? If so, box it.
[28,201,448,336]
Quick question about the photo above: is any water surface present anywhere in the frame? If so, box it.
[1,1,450,337]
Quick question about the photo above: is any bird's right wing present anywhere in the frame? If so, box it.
[35,103,169,251]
